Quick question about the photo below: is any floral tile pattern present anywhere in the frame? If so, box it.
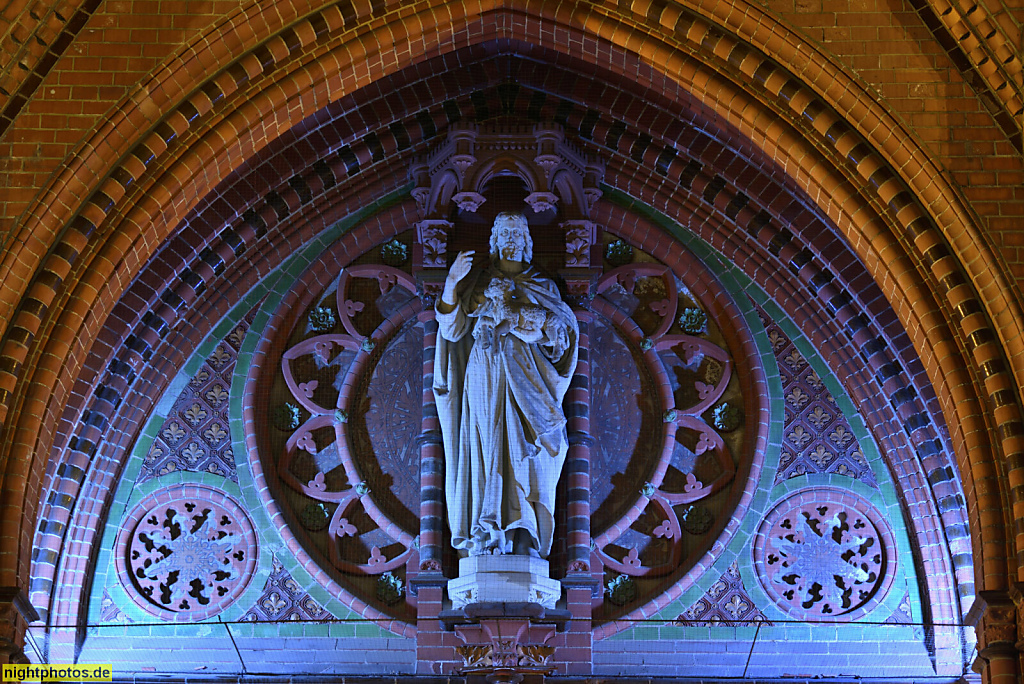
[240,556,336,623]
[138,319,251,484]
[676,562,769,626]
[755,306,877,487]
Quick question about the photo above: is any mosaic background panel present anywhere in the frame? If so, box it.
[240,555,337,623]
[885,592,914,624]
[98,588,133,624]
[138,317,254,484]
[754,305,876,487]
[675,562,769,626]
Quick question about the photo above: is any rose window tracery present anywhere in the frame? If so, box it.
[752,489,896,619]
[257,258,422,617]
[584,251,759,621]
[115,486,258,621]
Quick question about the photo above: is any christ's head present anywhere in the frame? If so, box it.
[489,212,533,264]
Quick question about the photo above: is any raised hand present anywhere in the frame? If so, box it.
[440,250,475,310]
[448,250,474,284]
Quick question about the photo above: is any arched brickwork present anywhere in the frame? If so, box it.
[16,48,964,636]
[0,0,1021,678]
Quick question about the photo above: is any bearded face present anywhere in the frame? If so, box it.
[489,213,533,263]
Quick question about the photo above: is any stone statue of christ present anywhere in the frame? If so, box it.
[433,212,578,559]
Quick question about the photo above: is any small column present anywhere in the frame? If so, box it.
[416,315,445,573]
[559,219,600,575]
[412,212,454,674]
[557,221,601,677]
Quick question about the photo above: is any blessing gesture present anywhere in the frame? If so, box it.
[441,250,474,308]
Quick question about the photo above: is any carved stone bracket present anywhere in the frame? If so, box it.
[442,603,569,682]
[416,276,446,309]
[562,220,597,268]
[524,192,558,214]
[559,268,601,310]
[452,191,486,213]
[970,589,1021,677]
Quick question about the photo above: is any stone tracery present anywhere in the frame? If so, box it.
[753,489,895,620]
[115,486,258,621]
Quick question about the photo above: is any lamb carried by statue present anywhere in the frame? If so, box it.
[433,212,579,559]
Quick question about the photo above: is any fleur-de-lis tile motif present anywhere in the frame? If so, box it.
[183,403,208,426]
[829,425,853,446]
[783,348,806,371]
[809,445,834,466]
[228,325,246,348]
[807,406,831,429]
[208,345,231,369]
[162,422,185,443]
[260,592,287,615]
[181,442,205,464]
[205,384,228,406]
[786,387,809,408]
[145,445,164,464]
[707,579,728,599]
[189,368,210,387]
[723,594,749,618]
[787,425,811,448]
[204,422,228,443]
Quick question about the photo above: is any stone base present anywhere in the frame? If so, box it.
[447,556,561,609]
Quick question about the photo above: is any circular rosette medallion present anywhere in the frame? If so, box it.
[114,485,258,621]
[752,488,896,620]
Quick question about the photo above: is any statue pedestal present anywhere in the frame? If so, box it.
[447,556,561,609]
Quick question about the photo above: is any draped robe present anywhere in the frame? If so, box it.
[433,265,579,558]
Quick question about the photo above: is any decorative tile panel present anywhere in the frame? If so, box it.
[885,592,914,624]
[98,588,133,624]
[755,306,876,487]
[139,319,251,483]
[676,562,769,626]
[240,555,336,623]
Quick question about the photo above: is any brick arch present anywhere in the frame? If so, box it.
[30,65,962,646]
[0,0,1019,662]
[0,0,103,140]
[917,0,1023,148]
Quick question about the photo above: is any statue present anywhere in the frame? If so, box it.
[433,212,579,559]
